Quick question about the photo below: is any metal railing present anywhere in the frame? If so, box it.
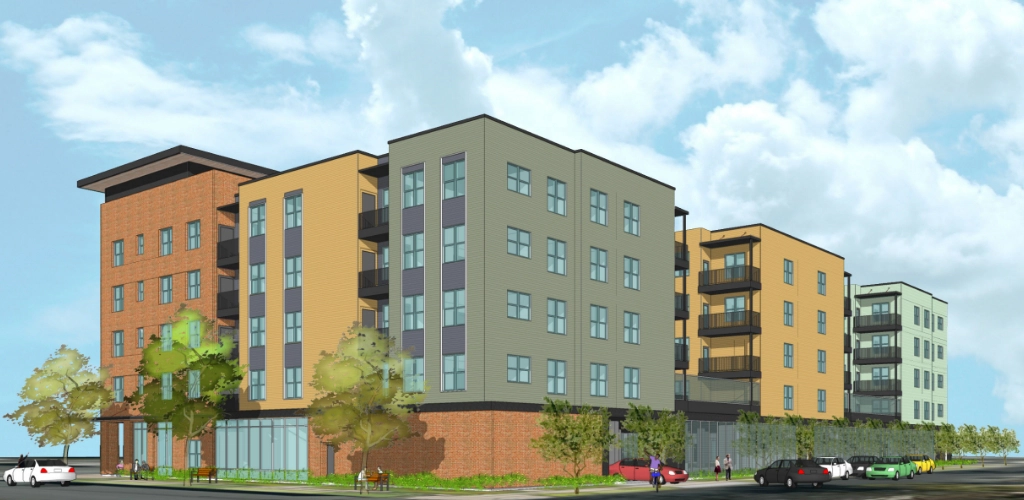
[358,207,389,230]
[358,267,389,289]
[676,374,760,404]
[699,311,761,329]
[853,346,901,361]
[674,342,688,363]
[845,334,851,351]
[698,355,760,374]
[217,238,239,261]
[853,313,901,329]
[674,242,688,261]
[853,379,901,393]
[699,266,760,286]
[845,296,852,312]
[848,394,901,416]
[674,293,687,312]
[845,372,851,386]
[217,290,239,311]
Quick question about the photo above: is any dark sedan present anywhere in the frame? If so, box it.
[754,459,833,488]
[848,455,881,478]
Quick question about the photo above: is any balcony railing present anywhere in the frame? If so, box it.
[853,346,901,362]
[853,379,901,393]
[699,311,760,330]
[845,372,851,387]
[700,266,760,286]
[853,313,902,332]
[674,342,689,370]
[698,355,760,375]
[358,207,389,242]
[845,334,851,353]
[844,297,852,316]
[217,238,239,267]
[674,293,688,320]
[848,394,901,417]
[358,267,389,290]
[676,374,760,404]
[217,290,239,318]
[674,243,689,270]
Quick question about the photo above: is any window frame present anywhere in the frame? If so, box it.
[249,204,266,236]
[404,357,425,393]
[507,163,531,196]
[507,290,531,321]
[403,232,425,269]
[817,389,826,413]
[113,376,124,402]
[285,367,302,399]
[113,330,124,358]
[249,264,266,295]
[137,280,144,302]
[817,271,826,295]
[443,289,466,327]
[547,298,566,335]
[783,259,793,285]
[623,311,640,344]
[590,189,607,225]
[403,170,425,208]
[817,310,826,334]
[250,316,266,347]
[783,385,794,410]
[442,354,466,392]
[113,285,124,312]
[783,343,794,368]
[160,276,173,304]
[160,227,173,256]
[403,295,425,331]
[443,159,466,200]
[507,355,531,384]
[547,177,566,215]
[187,270,201,299]
[443,225,465,263]
[623,201,640,236]
[285,194,303,228]
[783,301,794,326]
[590,305,608,339]
[590,247,608,282]
[817,350,826,373]
[547,238,566,275]
[113,240,124,267]
[187,220,201,250]
[590,363,607,397]
[137,327,145,348]
[249,370,266,401]
[547,359,567,395]
[137,234,144,255]
[623,256,640,290]
[507,227,531,259]
[285,311,302,343]
[285,256,303,289]
[623,367,640,399]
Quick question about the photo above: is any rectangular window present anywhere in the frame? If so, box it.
[547,238,566,275]
[443,289,466,327]
[783,301,794,326]
[285,312,302,343]
[443,225,465,263]
[285,367,302,399]
[160,228,173,256]
[623,367,640,399]
[925,401,931,420]
[590,363,607,397]
[187,220,201,250]
[403,233,425,269]
[249,370,265,400]
[381,187,389,207]
[938,345,944,359]
[938,403,944,418]
[784,385,794,410]
[914,368,920,388]
[161,372,172,400]
[507,163,531,196]
[590,247,607,282]
[507,355,530,383]
[817,310,826,334]
[188,320,201,348]
[161,324,172,351]
[113,330,124,357]
[443,159,466,199]
[250,316,266,347]
[547,178,566,215]
[137,281,144,302]
[113,285,124,312]
[623,311,640,344]
[783,259,793,285]
[137,327,145,348]
[285,256,302,288]
[938,316,944,331]
[590,305,607,339]
[187,270,201,299]
[137,234,144,255]
[547,299,566,335]
[250,204,266,236]
[403,295,425,331]
[547,360,566,395]
[137,375,144,395]
[623,256,640,290]
[817,350,826,373]
[113,376,124,402]
[507,227,531,258]
[160,276,172,304]
[623,201,640,236]
[403,170,424,207]
[507,291,531,321]
[914,306,921,325]
[443,354,466,391]
[817,271,826,295]
[250,264,265,294]
[589,189,607,225]
[937,374,944,388]
[784,343,794,368]
[924,310,931,329]
[285,195,302,228]
[817,389,826,413]
[914,400,920,420]
[914,337,920,357]
[113,240,124,267]
[924,340,930,359]
[924,370,931,389]
[403,357,424,393]
[188,370,200,399]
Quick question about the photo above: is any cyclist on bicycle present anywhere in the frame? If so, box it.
[649,453,663,486]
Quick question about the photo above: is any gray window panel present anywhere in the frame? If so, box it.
[284,227,302,258]
[249,293,266,318]
[249,234,266,264]
[249,346,266,371]
[441,325,465,354]
[402,204,424,234]
[284,343,302,368]
[402,330,424,357]
[284,287,302,313]
[441,197,466,227]
[441,261,466,290]
[402,268,424,296]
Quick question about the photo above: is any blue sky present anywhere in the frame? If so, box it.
[2,0,1024,457]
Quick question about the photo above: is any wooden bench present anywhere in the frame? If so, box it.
[190,467,218,484]
[354,472,390,492]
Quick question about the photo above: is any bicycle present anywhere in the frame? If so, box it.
[650,469,662,492]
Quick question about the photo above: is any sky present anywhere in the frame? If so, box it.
[1,0,1022,457]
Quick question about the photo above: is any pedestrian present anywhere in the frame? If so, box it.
[132,458,140,480]
[714,456,721,481]
[724,454,732,481]
[357,468,368,494]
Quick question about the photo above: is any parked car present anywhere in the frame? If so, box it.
[813,456,853,480]
[609,458,689,484]
[4,459,76,487]
[908,455,935,474]
[754,459,832,488]
[848,455,880,478]
[864,456,916,480]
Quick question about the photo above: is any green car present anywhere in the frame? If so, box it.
[864,456,917,480]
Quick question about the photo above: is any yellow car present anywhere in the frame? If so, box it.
[908,455,935,474]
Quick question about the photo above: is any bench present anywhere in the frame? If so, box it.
[354,472,390,492]
[190,467,218,484]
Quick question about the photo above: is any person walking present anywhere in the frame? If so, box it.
[714,456,721,481]
[131,459,141,480]
[724,454,732,481]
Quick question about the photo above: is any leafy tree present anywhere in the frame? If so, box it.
[783,414,814,458]
[306,325,426,477]
[737,410,770,468]
[532,398,614,495]
[127,306,243,485]
[934,423,957,467]
[998,428,1019,466]
[887,420,909,456]
[4,346,112,465]
[622,404,687,465]
[979,425,1000,467]
[957,424,979,468]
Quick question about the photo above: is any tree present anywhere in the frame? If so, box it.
[783,414,814,458]
[998,428,1019,466]
[4,346,112,465]
[737,410,770,468]
[127,305,244,485]
[622,404,687,465]
[886,420,909,456]
[532,398,615,495]
[957,424,979,468]
[934,423,957,468]
[306,325,426,477]
[979,425,1000,467]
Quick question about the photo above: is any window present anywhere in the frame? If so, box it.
[623,312,639,344]
[443,225,465,263]
[937,345,944,359]
[547,360,566,395]
[188,320,201,348]
[285,312,302,343]
[403,295,424,331]
[137,375,144,395]
[113,240,124,267]
[137,328,145,348]
[589,189,607,225]
[924,340,930,359]
[938,403,944,418]
[443,159,466,199]
[137,281,144,302]
[590,363,607,396]
[925,400,931,420]
[250,264,265,294]
[938,316,944,331]
[914,368,920,388]
[161,324,172,351]
[403,170,424,207]
[547,238,566,275]
[249,204,266,236]
[160,228,173,255]
[285,367,302,399]
[914,400,920,420]
[817,271,826,295]
[404,357,424,393]
[249,370,266,400]
[914,306,921,325]
[507,355,530,383]
[623,201,640,236]
[113,331,124,357]
[590,247,607,282]
[817,389,826,413]
[285,195,302,228]
[285,256,302,288]
[623,256,640,290]
[507,227,531,258]
[403,233,425,269]
[783,259,793,285]
[507,163,530,195]
[381,188,389,207]
[590,305,607,339]
[783,385,794,410]
[250,316,266,347]
[507,291,531,320]
[113,285,124,312]
[444,289,466,327]
[783,301,794,326]
[924,370,931,389]
[162,373,173,400]
[187,220,200,250]
[381,304,390,330]
[817,350,826,373]
[137,234,144,255]
[783,343,794,368]
[188,370,200,399]
[382,246,389,268]
[914,338,920,357]
[443,354,466,391]
[547,178,566,215]
[623,367,640,399]
[160,276,172,304]
[924,310,931,329]
[187,270,201,299]
[817,310,826,334]
[547,299,566,335]
[113,376,124,402]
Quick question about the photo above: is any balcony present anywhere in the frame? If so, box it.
[217,238,239,269]
[698,355,761,379]
[674,243,689,270]
[852,346,902,365]
[358,207,389,242]
[697,311,761,338]
[844,296,852,317]
[698,266,761,294]
[217,290,239,319]
[358,267,389,300]
[852,379,902,396]
[676,375,760,405]
[845,372,852,390]
[852,313,902,333]
[846,394,901,422]
[674,294,688,320]
[674,342,689,371]
[845,334,852,354]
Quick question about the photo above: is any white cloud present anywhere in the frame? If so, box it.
[243,17,354,65]
[243,24,312,64]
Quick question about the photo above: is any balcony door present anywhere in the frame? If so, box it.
[724,252,746,280]
[871,366,890,381]
[702,303,710,329]
[362,251,376,272]
[724,296,745,323]
[871,302,890,316]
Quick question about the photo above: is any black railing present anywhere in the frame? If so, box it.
[853,313,901,329]
[699,311,760,329]
[845,372,851,386]
[700,266,760,286]
[217,238,239,261]
[845,296,852,312]
[699,355,760,374]
[674,343,689,363]
[853,346,901,361]
[358,207,389,230]
[217,290,239,311]
[674,294,687,312]
[845,334,851,351]
[358,267,389,289]
[853,379,901,393]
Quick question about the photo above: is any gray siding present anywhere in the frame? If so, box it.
[284,287,302,313]
[403,205,424,234]
[284,227,302,257]
[249,235,265,264]
[441,262,465,290]
[442,326,466,354]
[249,346,266,370]
[441,197,465,226]
[249,293,265,318]
[403,269,424,296]
[284,342,302,368]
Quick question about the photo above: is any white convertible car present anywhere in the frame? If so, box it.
[4,458,76,487]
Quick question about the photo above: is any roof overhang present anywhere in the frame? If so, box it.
[855,291,902,299]
[675,207,689,217]
[700,235,761,249]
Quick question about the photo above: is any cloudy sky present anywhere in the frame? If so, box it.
[2,0,1023,456]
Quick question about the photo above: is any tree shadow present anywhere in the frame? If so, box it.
[342,413,445,475]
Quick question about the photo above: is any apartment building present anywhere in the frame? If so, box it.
[845,282,949,424]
